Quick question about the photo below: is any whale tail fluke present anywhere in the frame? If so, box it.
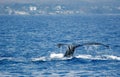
[57,42,109,48]
[57,42,110,57]
[76,42,110,49]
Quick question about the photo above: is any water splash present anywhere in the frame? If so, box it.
[76,54,120,60]
[31,52,120,62]
[1,52,119,63]
[50,53,64,59]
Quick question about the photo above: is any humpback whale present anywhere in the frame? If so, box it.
[57,42,109,57]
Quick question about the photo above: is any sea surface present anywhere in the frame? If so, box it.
[0,15,120,77]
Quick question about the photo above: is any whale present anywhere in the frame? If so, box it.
[57,42,109,57]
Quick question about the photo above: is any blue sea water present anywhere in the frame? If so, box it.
[0,15,120,77]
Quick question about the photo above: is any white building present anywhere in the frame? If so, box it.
[29,6,37,11]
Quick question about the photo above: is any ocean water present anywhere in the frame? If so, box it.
[0,15,120,77]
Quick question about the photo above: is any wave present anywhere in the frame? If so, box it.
[31,53,120,62]
[0,57,28,63]
[31,57,46,62]
[0,57,13,61]
[1,53,119,63]
[76,55,120,60]
[31,53,68,62]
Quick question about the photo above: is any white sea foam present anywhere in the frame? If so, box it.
[102,55,120,60]
[31,57,46,61]
[75,54,120,60]
[31,53,71,61]
[31,54,120,62]
[76,55,92,59]
[31,53,64,61]
[31,51,120,62]
[50,53,64,59]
